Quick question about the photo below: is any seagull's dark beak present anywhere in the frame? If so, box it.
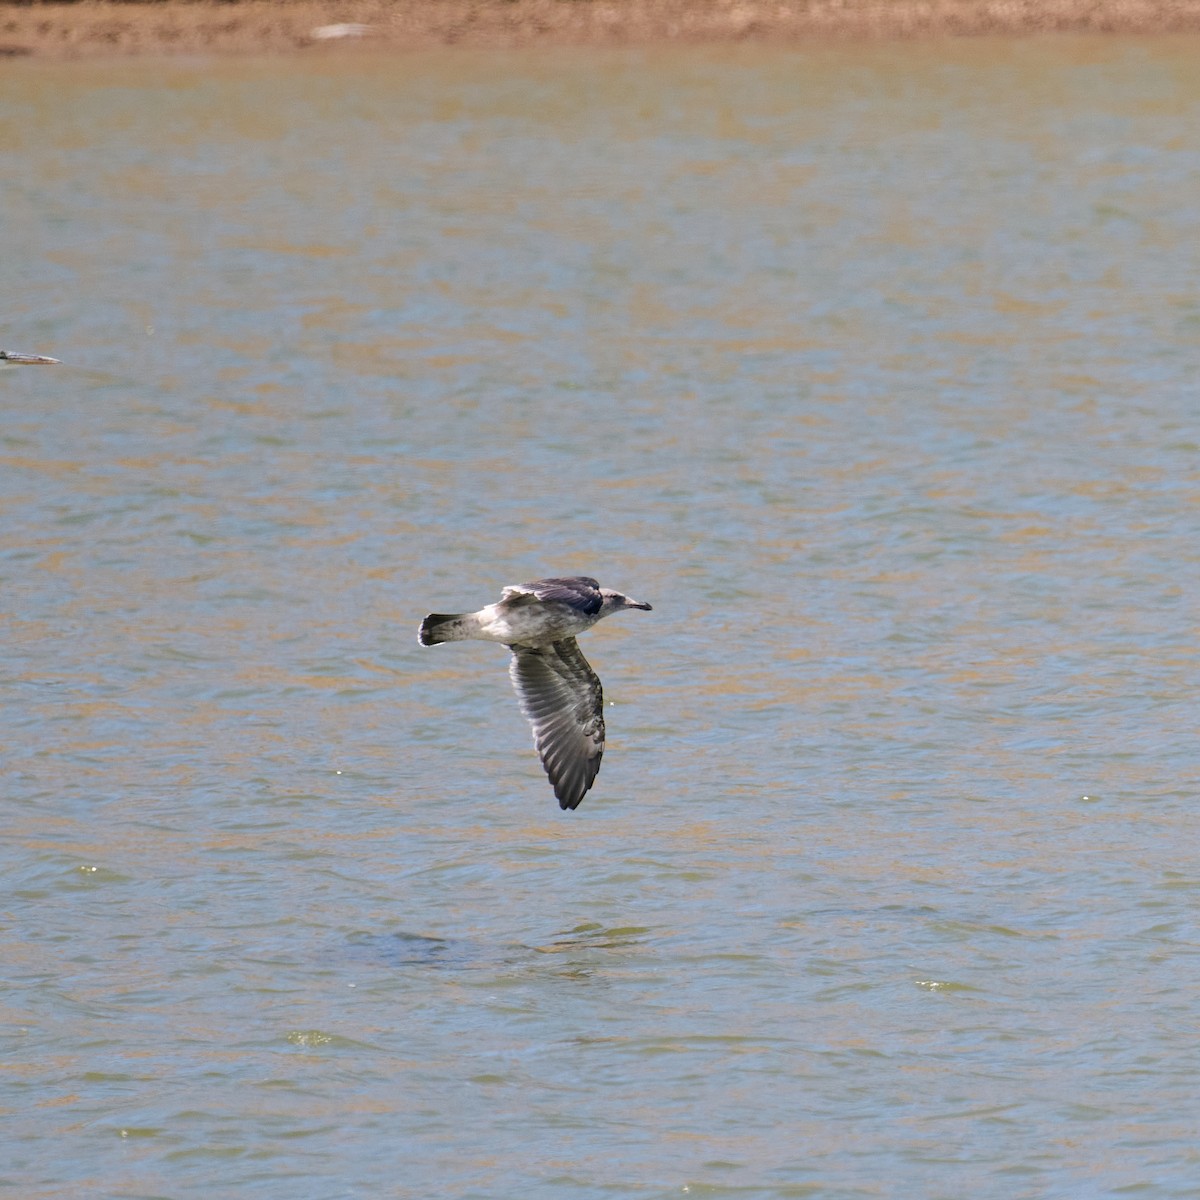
[626,598,653,611]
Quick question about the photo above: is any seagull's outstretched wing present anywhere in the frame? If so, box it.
[508,637,605,810]
[501,576,603,616]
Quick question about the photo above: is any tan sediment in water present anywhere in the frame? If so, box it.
[1,0,1199,59]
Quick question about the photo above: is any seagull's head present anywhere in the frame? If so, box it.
[599,588,653,615]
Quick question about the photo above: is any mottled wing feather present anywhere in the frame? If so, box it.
[501,576,603,616]
[499,586,540,607]
[508,638,605,810]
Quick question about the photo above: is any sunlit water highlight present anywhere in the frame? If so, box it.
[3,37,1200,1198]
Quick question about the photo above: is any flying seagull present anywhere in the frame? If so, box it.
[418,576,652,810]
[0,350,60,368]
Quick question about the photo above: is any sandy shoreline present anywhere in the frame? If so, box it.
[3,0,1200,59]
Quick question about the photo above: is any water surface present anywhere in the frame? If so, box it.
[3,37,1200,1199]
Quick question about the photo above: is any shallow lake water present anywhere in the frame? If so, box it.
[4,35,1200,1199]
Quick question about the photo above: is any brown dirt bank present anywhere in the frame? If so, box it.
[3,0,1200,59]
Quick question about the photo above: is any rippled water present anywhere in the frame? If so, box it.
[4,36,1200,1198]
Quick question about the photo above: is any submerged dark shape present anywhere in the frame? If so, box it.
[418,575,652,810]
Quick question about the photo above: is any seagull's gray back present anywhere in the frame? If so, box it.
[501,576,604,616]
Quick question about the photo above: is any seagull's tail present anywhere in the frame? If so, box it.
[418,612,471,646]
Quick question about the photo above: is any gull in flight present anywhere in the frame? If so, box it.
[418,576,652,810]
[0,350,60,368]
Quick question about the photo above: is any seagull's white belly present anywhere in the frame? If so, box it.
[477,603,597,647]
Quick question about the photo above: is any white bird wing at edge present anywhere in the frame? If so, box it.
[508,638,605,810]
[0,350,60,366]
[501,577,603,615]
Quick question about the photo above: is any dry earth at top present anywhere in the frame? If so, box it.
[2,0,1200,58]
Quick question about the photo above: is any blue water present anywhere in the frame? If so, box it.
[4,37,1200,1199]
